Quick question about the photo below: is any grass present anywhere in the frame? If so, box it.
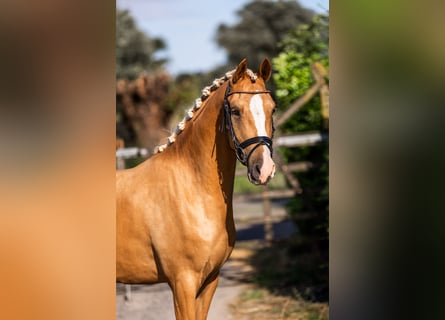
[232,287,329,320]
[124,157,145,169]
[240,288,266,301]
[234,164,287,194]
[231,238,329,319]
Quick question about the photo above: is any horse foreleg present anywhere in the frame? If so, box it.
[171,273,198,320]
[195,273,220,320]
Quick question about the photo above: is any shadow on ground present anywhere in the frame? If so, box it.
[233,218,328,303]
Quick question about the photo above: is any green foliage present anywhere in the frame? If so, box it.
[216,0,314,70]
[280,14,329,59]
[116,10,167,80]
[272,14,329,299]
[274,14,329,118]
[273,13,329,204]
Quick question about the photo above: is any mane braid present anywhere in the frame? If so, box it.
[153,68,259,154]
[246,69,258,81]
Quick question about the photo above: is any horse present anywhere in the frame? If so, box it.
[116,58,276,320]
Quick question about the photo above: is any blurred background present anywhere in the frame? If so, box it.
[3,0,444,319]
[115,1,329,319]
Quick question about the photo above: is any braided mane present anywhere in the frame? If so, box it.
[153,68,258,154]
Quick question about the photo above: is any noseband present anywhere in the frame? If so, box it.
[223,83,274,166]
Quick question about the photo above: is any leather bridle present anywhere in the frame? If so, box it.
[223,83,274,166]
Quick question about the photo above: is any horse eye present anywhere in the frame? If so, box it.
[231,108,240,117]
[272,107,277,115]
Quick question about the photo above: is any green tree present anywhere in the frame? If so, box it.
[272,14,329,301]
[116,9,167,80]
[216,0,314,69]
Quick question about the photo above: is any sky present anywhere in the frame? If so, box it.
[116,0,329,75]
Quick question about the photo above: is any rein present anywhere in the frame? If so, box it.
[223,83,274,166]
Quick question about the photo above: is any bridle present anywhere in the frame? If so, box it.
[223,83,274,166]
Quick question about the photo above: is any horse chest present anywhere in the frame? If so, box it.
[155,201,234,274]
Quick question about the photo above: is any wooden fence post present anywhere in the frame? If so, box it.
[116,156,125,170]
[276,81,324,128]
[116,138,126,170]
[311,62,329,129]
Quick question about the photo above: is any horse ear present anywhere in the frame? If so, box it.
[232,58,247,83]
[259,58,272,81]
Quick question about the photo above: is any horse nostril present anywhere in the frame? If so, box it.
[255,163,261,175]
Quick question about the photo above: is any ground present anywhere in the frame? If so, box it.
[116,198,328,319]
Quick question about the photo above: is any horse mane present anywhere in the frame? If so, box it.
[153,68,258,154]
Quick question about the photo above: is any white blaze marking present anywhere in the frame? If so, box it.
[249,94,276,183]
[249,94,267,136]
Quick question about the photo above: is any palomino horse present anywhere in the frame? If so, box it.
[116,58,276,319]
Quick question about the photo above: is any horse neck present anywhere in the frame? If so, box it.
[173,82,237,196]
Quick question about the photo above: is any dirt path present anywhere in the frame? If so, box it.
[116,254,250,320]
[116,199,294,319]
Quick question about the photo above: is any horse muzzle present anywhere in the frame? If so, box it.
[247,147,276,185]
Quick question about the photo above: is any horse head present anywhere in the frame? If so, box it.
[224,58,276,185]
